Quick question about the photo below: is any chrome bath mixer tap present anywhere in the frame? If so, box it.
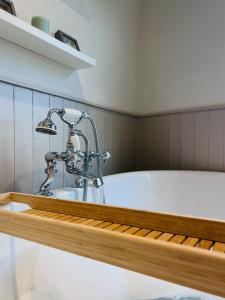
[35,108,110,202]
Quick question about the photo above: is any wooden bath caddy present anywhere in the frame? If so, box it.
[0,192,225,297]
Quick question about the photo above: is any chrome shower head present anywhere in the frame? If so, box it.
[35,108,84,136]
[35,118,57,135]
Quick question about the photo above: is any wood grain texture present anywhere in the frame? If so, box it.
[0,194,225,298]
[20,207,222,256]
[213,242,225,253]
[0,192,12,205]
[183,237,199,247]
[170,235,186,244]
[197,239,213,250]
[10,193,225,243]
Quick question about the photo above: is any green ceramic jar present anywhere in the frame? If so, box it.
[31,16,50,34]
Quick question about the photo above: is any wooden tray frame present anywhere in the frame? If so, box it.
[0,192,225,297]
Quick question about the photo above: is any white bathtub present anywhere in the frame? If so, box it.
[1,171,225,300]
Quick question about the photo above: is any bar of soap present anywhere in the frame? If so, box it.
[31,16,50,34]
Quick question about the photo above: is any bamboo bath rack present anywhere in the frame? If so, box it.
[0,192,225,297]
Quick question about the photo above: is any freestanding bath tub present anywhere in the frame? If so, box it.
[1,171,225,300]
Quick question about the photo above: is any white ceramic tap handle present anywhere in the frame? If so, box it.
[63,108,83,123]
[71,135,81,151]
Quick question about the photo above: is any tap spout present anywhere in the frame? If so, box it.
[36,152,64,196]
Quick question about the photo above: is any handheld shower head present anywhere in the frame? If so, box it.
[35,108,84,136]
[36,118,57,135]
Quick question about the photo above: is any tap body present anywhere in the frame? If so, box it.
[36,108,111,201]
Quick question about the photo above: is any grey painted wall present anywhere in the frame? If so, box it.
[137,109,225,172]
[1,80,225,196]
[0,82,137,194]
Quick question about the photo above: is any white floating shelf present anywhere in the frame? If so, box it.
[0,10,96,69]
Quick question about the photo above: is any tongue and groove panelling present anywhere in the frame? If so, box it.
[0,81,137,194]
[137,110,225,172]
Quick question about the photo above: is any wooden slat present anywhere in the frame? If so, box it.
[23,209,35,214]
[41,211,57,218]
[42,211,57,217]
[45,212,64,219]
[61,216,78,222]
[24,209,41,215]
[213,242,225,253]
[146,231,162,239]
[0,193,12,205]
[52,214,68,220]
[114,225,130,233]
[58,215,74,221]
[72,217,87,224]
[11,192,225,243]
[197,240,214,250]
[0,208,225,298]
[183,237,199,247]
[21,205,225,256]
[31,210,46,216]
[80,219,95,225]
[87,220,104,227]
[96,222,112,229]
[134,229,151,237]
[123,227,140,235]
[170,235,186,244]
[158,233,174,242]
[39,211,53,217]
[105,223,121,231]
[59,215,75,221]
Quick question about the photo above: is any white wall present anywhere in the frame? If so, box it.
[0,0,140,114]
[138,0,225,115]
[2,0,224,116]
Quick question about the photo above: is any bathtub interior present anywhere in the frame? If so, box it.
[54,171,225,219]
[1,171,225,300]
[103,171,225,220]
